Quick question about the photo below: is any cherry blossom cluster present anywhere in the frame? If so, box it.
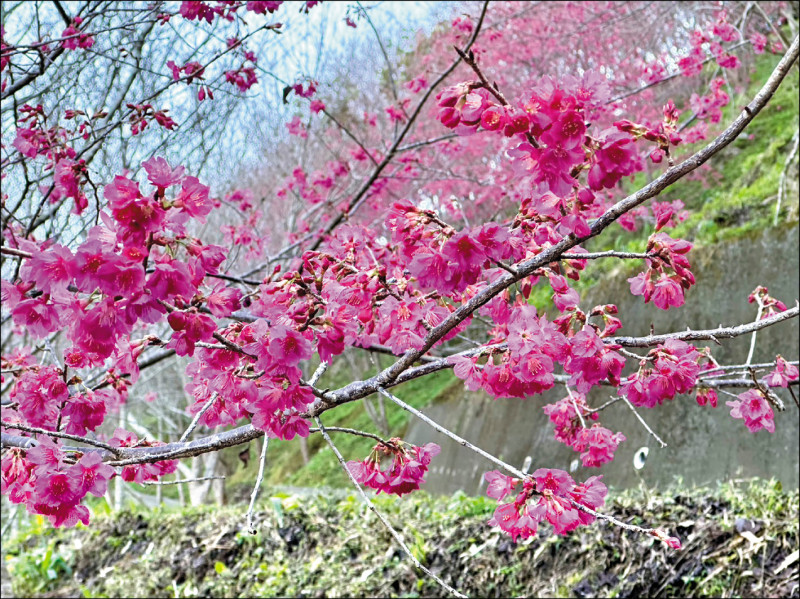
[167,60,214,101]
[12,104,94,213]
[763,356,799,388]
[1,438,110,527]
[224,38,259,93]
[543,393,626,468]
[447,297,631,401]
[726,390,776,434]
[484,469,608,540]
[277,160,352,207]
[689,78,731,125]
[2,156,233,440]
[619,340,709,408]
[628,233,695,310]
[432,72,694,244]
[61,17,95,50]
[346,440,441,496]
[613,100,683,165]
[678,16,741,77]
[1,424,175,527]
[108,429,178,482]
[749,285,789,318]
[724,357,799,435]
[179,1,282,24]
[485,469,682,547]
[125,103,178,136]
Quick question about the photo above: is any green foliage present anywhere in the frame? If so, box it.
[4,479,798,598]
[5,519,74,595]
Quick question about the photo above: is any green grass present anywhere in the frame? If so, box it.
[5,478,797,599]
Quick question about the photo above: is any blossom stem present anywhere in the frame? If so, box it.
[307,426,392,448]
[565,386,587,428]
[560,250,653,260]
[745,303,764,367]
[140,475,225,486]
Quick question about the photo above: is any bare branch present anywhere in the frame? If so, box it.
[376,387,526,479]
[140,475,225,486]
[560,250,653,260]
[308,425,391,447]
[617,395,668,448]
[1,420,120,455]
[246,437,269,535]
[609,305,798,348]
[179,392,218,443]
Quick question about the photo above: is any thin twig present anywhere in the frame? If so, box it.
[561,251,652,260]
[745,303,765,367]
[565,386,586,428]
[570,501,669,539]
[315,416,467,599]
[376,387,525,479]
[179,393,218,443]
[1,504,19,539]
[617,395,668,448]
[307,425,391,447]
[753,1,791,48]
[0,246,32,258]
[774,127,799,226]
[246,436,270,535]
[308,361,329,386]
[788,385,799,408]
[698,360,798,378]
[585,396,623,415]
[140,475,225,486]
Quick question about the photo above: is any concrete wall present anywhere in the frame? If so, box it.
[405,224,800,494]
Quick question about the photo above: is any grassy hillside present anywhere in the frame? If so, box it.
[4,479,798,598]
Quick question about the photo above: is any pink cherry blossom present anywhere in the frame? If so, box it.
[20,244,77,295]
[726,389,775,433]
[762,356,799,388]
[484,470,517,500]
[72,452,115,497]
[143,156,185,189]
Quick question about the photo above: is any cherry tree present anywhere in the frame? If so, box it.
[1,1,798,595]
